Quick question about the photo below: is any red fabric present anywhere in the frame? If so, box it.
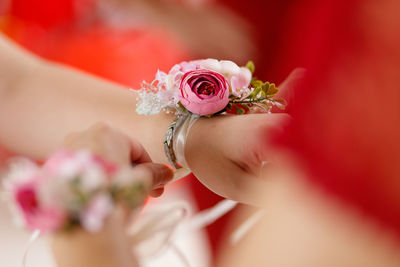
[217,0,295,81]
[219,0,400,236]
[9,0,95,29]
[273,0,400,236]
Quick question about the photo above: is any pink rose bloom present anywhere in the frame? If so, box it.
[14,184,65,232]
[179,69,230,115]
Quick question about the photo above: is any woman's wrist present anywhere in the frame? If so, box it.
[125,111,175,164]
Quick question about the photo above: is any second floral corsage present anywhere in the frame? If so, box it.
[2,150,146,233]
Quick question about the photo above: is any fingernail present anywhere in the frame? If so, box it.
[170,168,191,184]
[162,165,174,178]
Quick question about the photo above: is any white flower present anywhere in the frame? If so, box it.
[2,158,39,190]
[81,165,107,192]
[220,60,241,75]
[136,91,164,115]
[197,58,222,72]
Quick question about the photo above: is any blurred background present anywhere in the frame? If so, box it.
[1,0,400,266]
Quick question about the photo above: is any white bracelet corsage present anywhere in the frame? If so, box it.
[2,150,146,233]
[135,59,285,169]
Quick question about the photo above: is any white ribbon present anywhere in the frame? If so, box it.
[21,230,41,267]
[127,199,238,267]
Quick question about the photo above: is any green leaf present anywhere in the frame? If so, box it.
[251,78,263,88]
[248,86,263,98]
[177,101,186,111]
[241,103,250,109]
[245,61,255,74]
[264,82,278,96]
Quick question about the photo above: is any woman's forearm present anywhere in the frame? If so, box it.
[0,36,173,163]
[0,33,283,204]
[0,34,41,98]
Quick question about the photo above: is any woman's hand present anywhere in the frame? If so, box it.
[62,122,173,197]
[186,113,290,205]
[52,123,175,267]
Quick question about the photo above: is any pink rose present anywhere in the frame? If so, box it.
[179,69,230,115]
[14,184,65,232]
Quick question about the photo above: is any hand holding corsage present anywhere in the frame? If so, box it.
[3,123,173,267]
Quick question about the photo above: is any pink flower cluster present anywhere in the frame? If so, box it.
[137,59,253,116]
[3,151,138,233]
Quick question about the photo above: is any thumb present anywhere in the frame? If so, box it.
[276,68,307,104]
[131,163,174,194]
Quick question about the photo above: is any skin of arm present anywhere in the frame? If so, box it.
[0,33,172,164]
[0,33,302,204]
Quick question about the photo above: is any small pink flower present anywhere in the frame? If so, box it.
[230,67,252,97]
[81,194,113,232]
[43,150,75,176]
[179,69,230,115]
[168,61,199,81]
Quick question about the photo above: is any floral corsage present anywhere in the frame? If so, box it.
[2,150,146,233]
[136,59,285,116]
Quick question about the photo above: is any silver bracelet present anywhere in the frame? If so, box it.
[164,113,199,169]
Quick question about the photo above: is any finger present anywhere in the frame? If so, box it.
[106,128,152,165]
[131,163,174,191]
[149,188,165,198]
[276,68,306,99]
[129,138,152,164]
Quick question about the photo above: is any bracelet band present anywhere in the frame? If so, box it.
[173,114,200,169]
[164,113,199,170]
[164,114,187,169]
